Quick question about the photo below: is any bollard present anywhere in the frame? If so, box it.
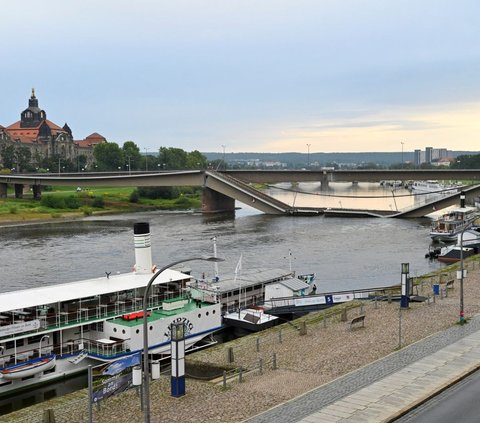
[223,370,227,389]
[374,296,378,309]
[256,337,260,352]
[239,367,243,383]
[259,358,263,375]
[299,321,307,335]
[323,312,327,328]
[388,294,392,304]
[278,330,282,344]
[227,347,234,363]
[42,409,56,423]
[340,308,347,322]
[272,353,277,370]
[360,303,364,315]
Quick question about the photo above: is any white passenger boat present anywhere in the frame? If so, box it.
[0,223,222,397]
[410,180,460,194]
[429,195,479,241]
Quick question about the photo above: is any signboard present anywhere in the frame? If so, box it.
[0,319,40,337]
[92,373,132,403]
[91,353,141,404]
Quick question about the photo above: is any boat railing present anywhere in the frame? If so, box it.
[83,337,130,358]
[0,293,182,343]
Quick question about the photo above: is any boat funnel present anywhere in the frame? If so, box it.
[133,222,153,274]
[460,191,466,208]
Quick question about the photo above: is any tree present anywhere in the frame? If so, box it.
[16,146,32,172]
[451,154,480,169]
[1,145,16,169]
[122,141,142,171]
[159,147,188,169]
[186,150,208,169]
[94,142,124,171]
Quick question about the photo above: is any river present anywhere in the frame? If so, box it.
[0,183,445,294]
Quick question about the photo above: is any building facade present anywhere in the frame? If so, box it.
[0,90,106,171]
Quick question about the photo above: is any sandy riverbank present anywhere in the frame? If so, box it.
[3,257,480,423]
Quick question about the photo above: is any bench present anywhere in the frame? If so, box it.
[348,315,366,331]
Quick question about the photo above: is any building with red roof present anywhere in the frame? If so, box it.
[0,89,107,171]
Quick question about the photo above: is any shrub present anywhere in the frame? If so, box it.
[137,186,179,199]
[41,195,66,209]
[129,190,140,203]
[9,206,17,214]
[92,196,105,208]
[174,196,192,208]
[64,196,81,209]
[81,206,93,216]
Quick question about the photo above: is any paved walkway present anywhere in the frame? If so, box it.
[246,315,480,423]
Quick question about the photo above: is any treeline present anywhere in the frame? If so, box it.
[93,142,210,172]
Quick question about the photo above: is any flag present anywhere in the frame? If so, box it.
[235,254,243,275]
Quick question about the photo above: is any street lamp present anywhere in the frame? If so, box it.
[142,255,224,423]
[221,145,226,170]
[458,191,468,324]
[306,144,311,167]
[39,335,49,357]
[401,142,404,169]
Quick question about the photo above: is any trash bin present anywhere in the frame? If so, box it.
[433,284,440,295]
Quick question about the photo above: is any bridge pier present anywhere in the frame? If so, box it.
[14,184,24,199]
[0,183,7,198]
[32,184,42,199]
[320,172,330,190]
[202,187,235,213]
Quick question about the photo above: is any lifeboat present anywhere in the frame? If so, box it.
[1,355,56,380]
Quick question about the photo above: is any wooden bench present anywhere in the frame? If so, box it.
[348,315,366,331]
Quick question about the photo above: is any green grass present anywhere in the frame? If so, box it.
[0,186,201,223]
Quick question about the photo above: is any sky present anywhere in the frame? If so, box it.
[1,0,480,154]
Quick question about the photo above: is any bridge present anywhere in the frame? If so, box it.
[0,169,479,217]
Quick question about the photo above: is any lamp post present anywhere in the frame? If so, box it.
[221,145,226,170]
[306,144,311,167]
[459,191,467,324]
[39,335,49,357]
[401,142,404,169]
[142,256,224,423]
[400,263,410,309]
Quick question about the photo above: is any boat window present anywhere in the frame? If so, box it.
[206,312,209,316]
[113,328,117,333]
[198,314,201,318]
[149,326,153,331]
[136,329,140,334]
[212,310,216,314]
[122,330,126,334]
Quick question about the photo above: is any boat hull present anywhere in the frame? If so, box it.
[1,356,56,381]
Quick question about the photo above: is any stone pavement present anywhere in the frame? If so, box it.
[246,315,480,423]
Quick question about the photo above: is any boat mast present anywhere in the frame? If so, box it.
[212,237,219,281]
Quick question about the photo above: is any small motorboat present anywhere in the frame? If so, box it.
[0,355,56,380]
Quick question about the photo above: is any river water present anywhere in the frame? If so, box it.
[0,183,445,294]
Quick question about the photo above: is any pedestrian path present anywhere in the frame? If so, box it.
[246,316,480,423]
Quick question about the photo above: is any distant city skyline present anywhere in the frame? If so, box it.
[2,1,480,154]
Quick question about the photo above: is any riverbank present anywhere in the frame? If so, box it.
[3,257,480,423]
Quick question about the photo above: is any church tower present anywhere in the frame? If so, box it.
[20,88,47,128]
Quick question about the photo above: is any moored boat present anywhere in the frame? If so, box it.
[0,222,222,397]
[429,193,479,242]
[437,226,480,263]
[411,180,460,194]
[1,355,56,381]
